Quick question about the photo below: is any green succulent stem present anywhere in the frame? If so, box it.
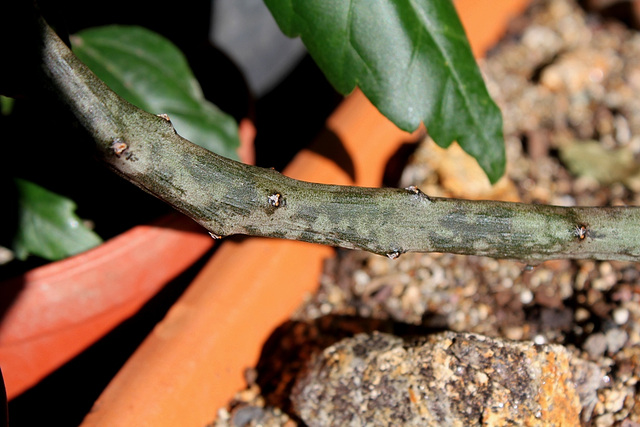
[38,17,640,263]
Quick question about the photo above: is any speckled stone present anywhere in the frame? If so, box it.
[293,331,598,426]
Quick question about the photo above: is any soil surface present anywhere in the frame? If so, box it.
[213,0,640,425]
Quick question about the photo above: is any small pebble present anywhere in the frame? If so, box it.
[575,307,591,322]
[605,329,628,354]
[594,412,615,427]
[520,289,534,305]
[533,334,547,345]
[503,326,525,341]
[612,307,630,325]
[353,270,370,288]
[603,388,628,413]
[583,333,607,359]
[232,406,264,427]
[319,303,332,315]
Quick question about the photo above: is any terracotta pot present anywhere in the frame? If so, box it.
[0,214,215,401]
[78,2,530,425]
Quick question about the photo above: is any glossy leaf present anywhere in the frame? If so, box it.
[72,25,240,160]
[13,179,102,261]
[264,0,505,182]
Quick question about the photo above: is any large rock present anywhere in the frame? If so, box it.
[293,331,602,426]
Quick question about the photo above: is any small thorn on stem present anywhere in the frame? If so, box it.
[406,185,419,193]
[574,224,588,240]
[111,138,128,157]
[386,250,401,260]
[268,193,285,208]
[157,113,177,134]
[405,185,431,202]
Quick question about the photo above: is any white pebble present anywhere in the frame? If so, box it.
[354,270,370,286]
[612,307,629,325]
[520,289,534,305]
[533,334,547,345]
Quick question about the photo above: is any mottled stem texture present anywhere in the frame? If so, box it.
[38,18,640,263]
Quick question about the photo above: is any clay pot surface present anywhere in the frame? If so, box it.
[0,214,214,400]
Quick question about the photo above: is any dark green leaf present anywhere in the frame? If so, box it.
[13,179,102,261]
[71,25,240,160]
[264,0,505,182]
[1,95,15,116]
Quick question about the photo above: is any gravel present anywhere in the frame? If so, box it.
[213,0,640,425]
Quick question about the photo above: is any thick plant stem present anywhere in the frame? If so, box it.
[38,18,640,263]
